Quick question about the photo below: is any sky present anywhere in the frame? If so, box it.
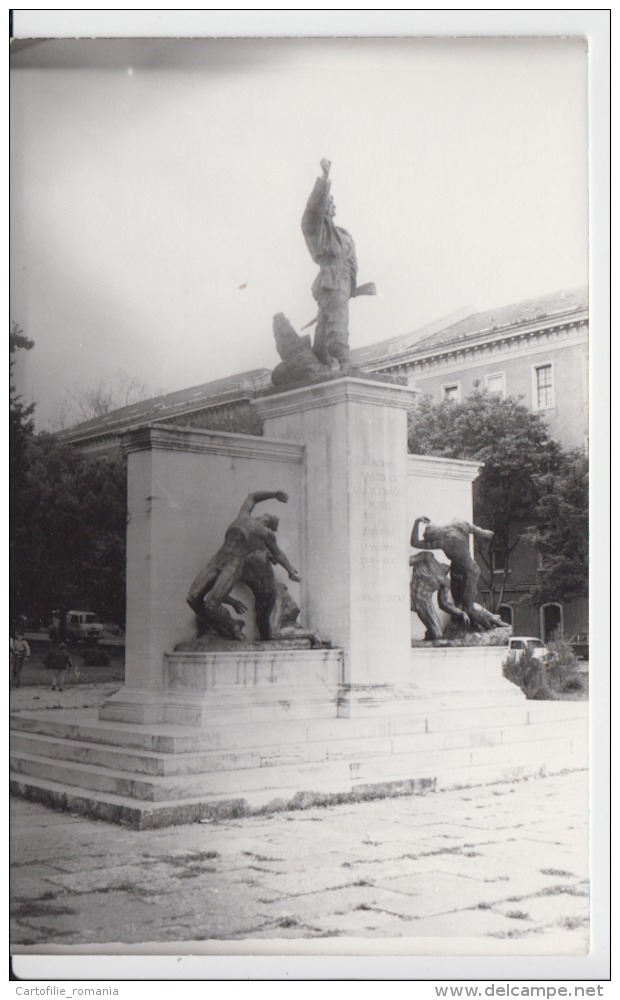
[10,35,589,430]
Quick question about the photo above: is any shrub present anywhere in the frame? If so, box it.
[545,637,584,695]
[503,648,557,700]
[546,636,580,670]
[80,648,111,667]
[503,639,584,699]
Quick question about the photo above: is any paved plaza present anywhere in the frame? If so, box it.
[11,765,589,954]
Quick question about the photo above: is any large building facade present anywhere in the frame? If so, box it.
[353,286,588,453]
[60,287,589,641]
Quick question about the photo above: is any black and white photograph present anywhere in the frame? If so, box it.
[9,10,609,984]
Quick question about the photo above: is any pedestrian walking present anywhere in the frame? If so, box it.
[45,642,74,692]
[11,632,30,688]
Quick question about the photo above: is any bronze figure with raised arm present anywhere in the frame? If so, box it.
[187,491,301,639]
[301,158,375,370]
[411,516,504,632]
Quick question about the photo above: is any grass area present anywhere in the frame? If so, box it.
[12,637,125,687]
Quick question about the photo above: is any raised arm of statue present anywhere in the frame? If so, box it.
[238,491,289,517]
[301,170,332,262]
[470,523,495,543]
[411,517,435,550]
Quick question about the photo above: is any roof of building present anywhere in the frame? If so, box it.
[59,367,271,443]
[352,286,588,368]
[59,286,588,445]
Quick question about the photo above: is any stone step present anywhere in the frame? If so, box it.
[10,713,589,779]
[10,721,586,804]
[101,694,340,727]
[11,699,588,753]
[9,770,436,829]
[10,750,588,830]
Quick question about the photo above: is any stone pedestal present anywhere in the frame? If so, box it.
[254,378,417,714]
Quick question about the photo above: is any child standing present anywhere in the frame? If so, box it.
[46,642,74,692]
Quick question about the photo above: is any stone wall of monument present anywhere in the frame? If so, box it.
[121,424,304,691]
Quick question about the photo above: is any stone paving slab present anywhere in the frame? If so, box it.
[10,684,122,714]
[10,769,590,953]
[378,906,525,939]
[492,886,590,921]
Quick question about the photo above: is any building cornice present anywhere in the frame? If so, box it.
[362,310,588,374]
[60,392,254,446]
[407,454,483,482]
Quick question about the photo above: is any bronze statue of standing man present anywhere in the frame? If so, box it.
[301,159,375,370]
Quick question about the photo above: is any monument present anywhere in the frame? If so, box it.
[9,162,588,827]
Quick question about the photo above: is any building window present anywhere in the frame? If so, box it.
[442,382,461,402]
[533,363,554,410]
[491,528,509,572]
[485,372,506,398]
[536,551,546,571]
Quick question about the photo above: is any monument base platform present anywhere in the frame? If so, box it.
[10,649,588,828]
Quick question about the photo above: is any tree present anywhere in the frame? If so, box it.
[10,322,35,462]
[524,449,589,603]
[10,329,128,624]
[14,434,127,624]
[10,323,36,617]
[407,389,564,610]
[65,370,157,423]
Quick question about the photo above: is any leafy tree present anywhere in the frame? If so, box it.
[524,449,589,603]
[10,328,127,624]
[10,322,35,464]
[407,389,564,610]
[14,434,127,624]
[10,324,36,617]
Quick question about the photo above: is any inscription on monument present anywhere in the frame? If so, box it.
[355,456,406,600]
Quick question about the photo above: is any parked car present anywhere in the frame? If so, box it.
[569,633,589,660]
[49,610,104,644]
[504,636,550,665]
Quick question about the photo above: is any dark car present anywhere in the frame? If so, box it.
[569,633,589,660]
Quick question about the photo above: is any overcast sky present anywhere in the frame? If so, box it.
[10,36,589,429]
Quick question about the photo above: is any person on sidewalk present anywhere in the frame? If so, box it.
[45,642,75,692]
[11,632,30,688]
